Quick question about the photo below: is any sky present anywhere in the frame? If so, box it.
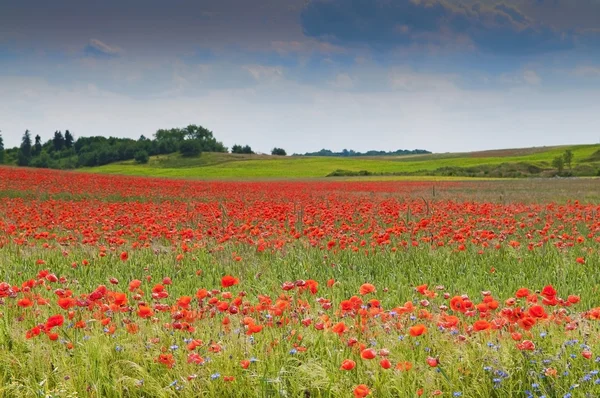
[1,0,600,154]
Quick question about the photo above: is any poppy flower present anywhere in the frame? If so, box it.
[221,275,239,288]
[353,384,370,398]
[409,324,427,337]
[517,340,535,351]
[46,314,64,329]
[119,252,128,261]
[541,285,556,298]
[361,349,376,360]
[340,359,356,370]
[137,305,154,318]
[380,359,392,369]
[17,298,33,308]
[396,361,413,371]
[472,320,491,331]
[359,283,376,295]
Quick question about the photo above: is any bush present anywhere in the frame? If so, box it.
[179,140,202,157]
[134,150,149,164]
[271,147,287,156]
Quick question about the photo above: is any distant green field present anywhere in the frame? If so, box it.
[84,144,600,179]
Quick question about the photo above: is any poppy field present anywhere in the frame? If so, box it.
[1,167,600,397]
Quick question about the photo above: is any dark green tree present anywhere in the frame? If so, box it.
[17,130,33,166]
[242,145,254,154]
[134,150,149,164]
[0,132,4,164]
[552,156,565,174]
[179,139,202,157]
[563,150,573,169]
[33,134,43,156]
[231,144,243,154]
[271,147,287,156]
[53,131,65,151]
[64,130,74,149]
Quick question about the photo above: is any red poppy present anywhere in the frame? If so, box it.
[340,359,356,370]
[409,324,427,337]
[359,283,376,295]
[353,384,370,398]
[221,275,239,288]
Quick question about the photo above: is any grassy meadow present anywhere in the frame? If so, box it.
[83,144,600,179]
[0,168,599,397]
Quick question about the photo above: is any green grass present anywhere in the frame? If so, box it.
[83,144,600,179]
[1,178,600,397]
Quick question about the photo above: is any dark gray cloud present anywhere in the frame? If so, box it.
[300,0,588,54]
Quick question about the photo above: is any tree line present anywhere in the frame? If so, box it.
[0,125,288,169]
[296,148,431,157]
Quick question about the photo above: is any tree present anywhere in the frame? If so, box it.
[552,156,565,174]
[134,150,149,164]
[53,131,65,151]
[0,132,4,164]
[64,130,74,149]
[231,144,254,154]
[179,139,202,157]
[563,150,573,169]
[17,130,33,166]
[33,134,43,156]
[30,152,52,168]
[271,147,287,156]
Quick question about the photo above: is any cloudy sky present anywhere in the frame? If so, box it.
[1,0,600,153]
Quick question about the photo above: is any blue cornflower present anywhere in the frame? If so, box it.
[211,373,220,380]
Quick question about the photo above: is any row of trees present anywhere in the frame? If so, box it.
[298,148,431,157]
[0,125,288,169]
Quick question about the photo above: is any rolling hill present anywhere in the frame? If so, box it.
[82,144,600,179]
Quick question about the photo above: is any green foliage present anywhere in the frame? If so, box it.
[17,130,32,166]
[86,145,600,179]
[271,147,287,156]
[32,134,42,157]
[300,148,431,157]
[134,149,149,164]
[552,156,565,173]
[64,130,74,149]
[53,131,65,151]
[30,151,52,168]
[0,133,4,164]
[231,144,254,154]
[179,139,202,157]
[563,149,573,169]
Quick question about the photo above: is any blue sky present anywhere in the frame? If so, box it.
[1,0,600,153]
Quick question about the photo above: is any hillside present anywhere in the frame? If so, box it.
[84,144,600,179]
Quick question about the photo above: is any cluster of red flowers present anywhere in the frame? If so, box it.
[6,268,600,396]
[0,167,598,255]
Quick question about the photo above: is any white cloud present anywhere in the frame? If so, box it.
[243,65,284,81]
[329,73,355,90]
[87,39,123,56]
[571,65,600,77]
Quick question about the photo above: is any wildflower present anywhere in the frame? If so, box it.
[340,359,356,370]
[409,324,427,337]
[359,283,376,295]
[221,275,239,288]
[353,384,370,398]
